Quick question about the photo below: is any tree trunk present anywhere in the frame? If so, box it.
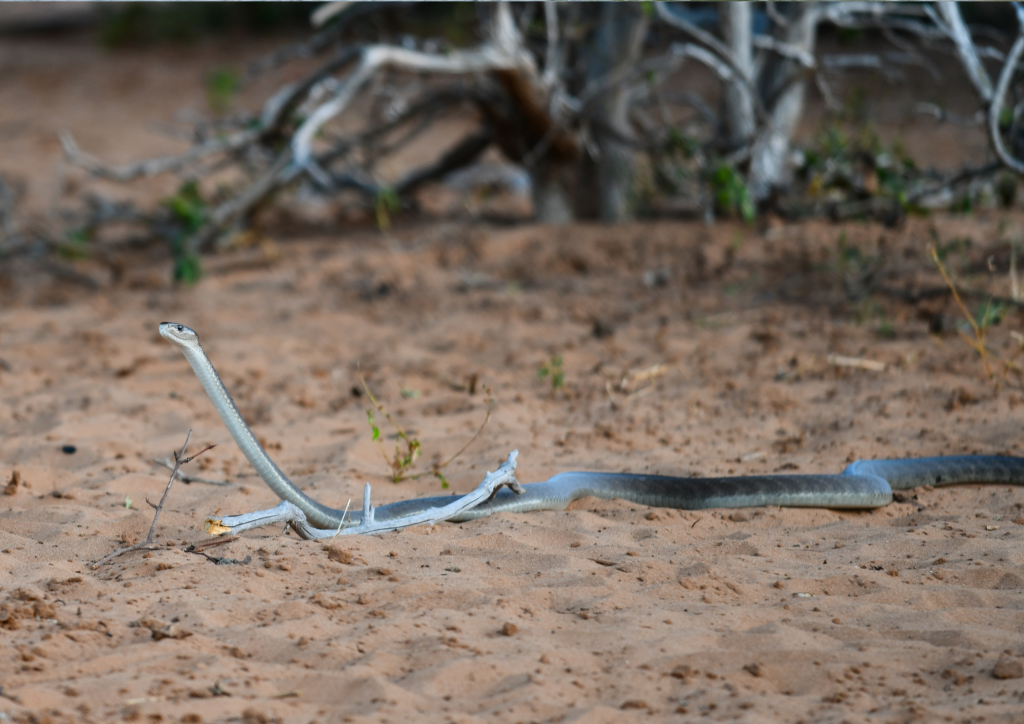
[532,158,576,224]
[748,3,818,201]
[719,3,755,149]
[577,2,650,222]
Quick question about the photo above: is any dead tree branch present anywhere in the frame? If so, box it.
[206,451,522,539]
[152,457,231,486]
[989,6,1024,175]
[92,431,214,568]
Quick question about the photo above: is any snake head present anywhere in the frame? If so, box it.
[158,322,200,348]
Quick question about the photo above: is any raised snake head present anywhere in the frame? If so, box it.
[158,322,200,349]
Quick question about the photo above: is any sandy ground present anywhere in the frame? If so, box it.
[2,27,1024,724]
[3,215,1024,724]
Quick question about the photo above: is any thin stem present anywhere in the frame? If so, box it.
[92,430,214,568]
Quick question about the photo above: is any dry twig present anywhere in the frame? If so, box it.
[929,244,1024,389]
[152,457,231,486]
[92,431,214,568]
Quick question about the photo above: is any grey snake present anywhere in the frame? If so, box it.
[159,322,1024,530]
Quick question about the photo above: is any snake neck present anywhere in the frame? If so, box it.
[181,343,341,529]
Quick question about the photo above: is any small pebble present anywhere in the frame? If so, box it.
[61,445,76,455]
[993,657,1024,679]
[500,622,518,636]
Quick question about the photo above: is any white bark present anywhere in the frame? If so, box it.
[988,11,1024,174]
[935,2,993,103]
[291,4,536,177]
[583,3,650,222]
[208,452,522,538]
[748,3,818,201]
[720,3,755,147]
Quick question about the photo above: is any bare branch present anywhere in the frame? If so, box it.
[766,2,790,30]
[542,2,560,90]
[92,430,213,568]
[815,2,941,37]
[153,457,231,486]
[813,72,843,113]
[935,2,994,103]
[311,1,351,29]
[291,42,536,176]
[752,35,816,70]
[259,46,363,134]
[394,128,493,196]
[207,451,523,538]
[654,3,767,124]
[60,128,259,182]
[192,151,301,252]
[655,2,747,81]
[914,101,985,127]
[989,25,1024,174]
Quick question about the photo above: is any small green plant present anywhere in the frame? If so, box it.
[163,180,206,284]
[362,379,493,487]
[375,186,400,232]
[366,407,421,481]
[930,244,1021,386]
[59,227,93,260]
[709,163,755,222]
[876,317,896,339]
[205,67,239,114]
[537,355,565,390]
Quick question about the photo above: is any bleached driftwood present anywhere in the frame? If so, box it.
[205,451,522,539]
[56,0,1024,239]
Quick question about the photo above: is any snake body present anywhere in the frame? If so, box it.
[159,323,1024,530]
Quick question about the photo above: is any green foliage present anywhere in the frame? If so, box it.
[666,128,698,159]
[163,181,206,285]
[362,379,493,488]
[799,124,924,214]
[206,68,239,115]
[876,317,896,339]
[929,243,1020,386]
[364,391,423,483]
[710,163,755,223]
[59,227,93,260]
[537,355,565,390]
[166,181,206,231]
[375,186,400,232]
[173,253,203,286]
[976,300,1007,330]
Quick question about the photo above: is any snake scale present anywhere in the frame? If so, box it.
[159,322,1024,530]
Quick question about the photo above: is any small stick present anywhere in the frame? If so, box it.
[826,354,886,372]
[187,535,239,551]
[92,431,215,568]
[152,457,231,486]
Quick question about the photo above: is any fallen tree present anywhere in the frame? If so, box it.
[34,2,1024,270]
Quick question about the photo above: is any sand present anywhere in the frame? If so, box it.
[2,217,1024,724]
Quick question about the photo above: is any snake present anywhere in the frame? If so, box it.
[159,322,1024,530]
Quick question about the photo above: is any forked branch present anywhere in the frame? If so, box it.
[205,450,522,539]
[92,430,215,568]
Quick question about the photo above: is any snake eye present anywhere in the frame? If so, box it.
[177,325,183,332]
